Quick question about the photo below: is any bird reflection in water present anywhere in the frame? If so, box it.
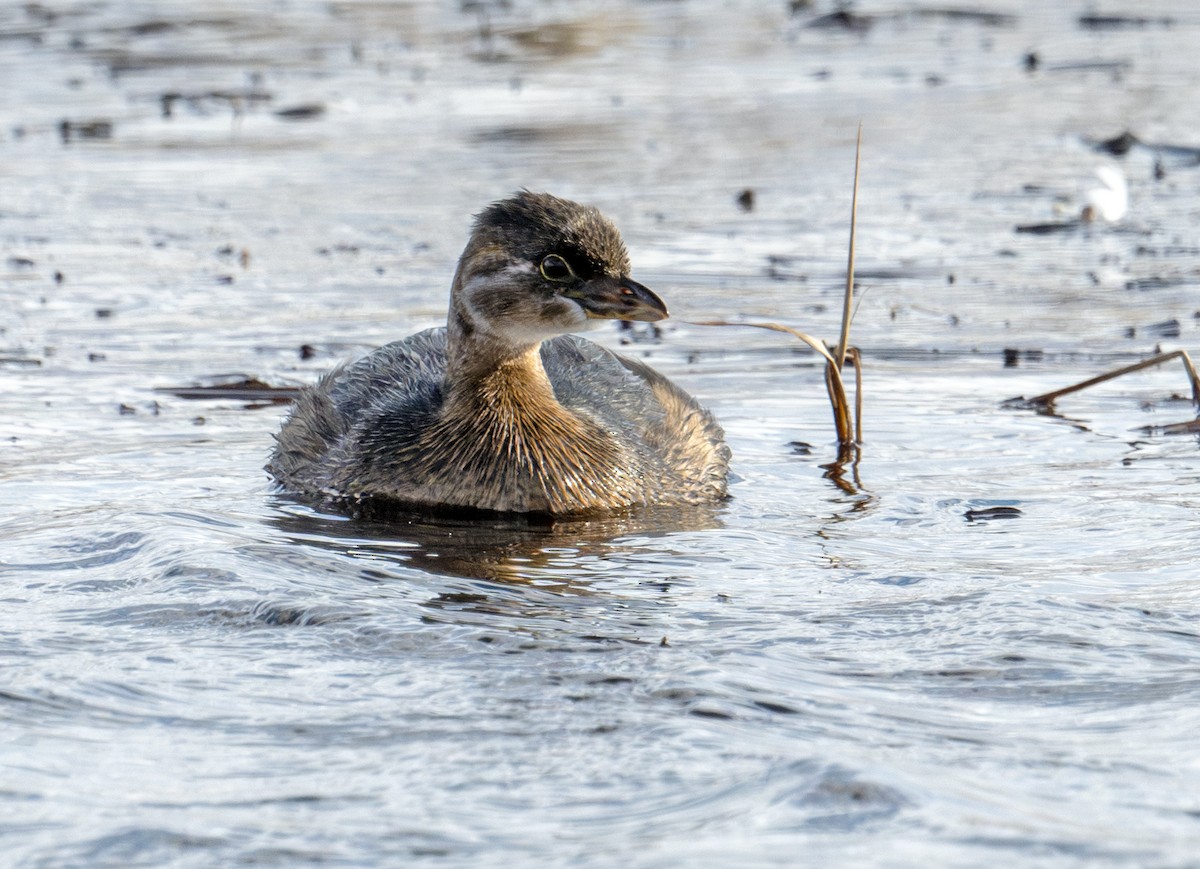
[266,496,724,589]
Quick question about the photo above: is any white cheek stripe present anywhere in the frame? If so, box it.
[459,262,535,298]
[460,266,592,345]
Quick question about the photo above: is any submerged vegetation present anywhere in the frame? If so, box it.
[1007,348,1200,434]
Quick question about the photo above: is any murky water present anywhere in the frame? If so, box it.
[4,1,1200,865]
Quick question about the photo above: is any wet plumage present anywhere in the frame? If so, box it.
[268,191,729,516]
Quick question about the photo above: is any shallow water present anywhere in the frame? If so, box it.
[4,1,1200,866]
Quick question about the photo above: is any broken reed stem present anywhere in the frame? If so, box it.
[822,349,853,446]
[685,129,865,451]
[1023,349,1200,409]
[835,124,862,373]
[689,320,855,445]
[846,346,864,444]
[1183,352,1200,403]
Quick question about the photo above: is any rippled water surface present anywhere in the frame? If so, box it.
[4,1,1200,866]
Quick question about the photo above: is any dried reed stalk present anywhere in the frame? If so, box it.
[1014,349,1200,411]
[835,127,862,372]
[689,126,864,449]
[689,319,856,444]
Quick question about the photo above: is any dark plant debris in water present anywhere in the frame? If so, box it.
[965,506,1022,521]
[805,10,874,31]
[799,6,1015,30]
[1091,130,1200,163]
[1145,418,1200,436]
[1014,219,1083,235]
[0,354,42,367]
[1126,276,1193,292]
[912,8,1016,26]
[59,119,113,142]
[1078,14,1176,30]
[1146,319,1181,339]
[1040,59,1132,76]
[156,378,300,403]
[1002,348,1044,368]
[274,103,326,120]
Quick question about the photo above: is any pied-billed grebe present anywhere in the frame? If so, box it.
[268,191,729,516]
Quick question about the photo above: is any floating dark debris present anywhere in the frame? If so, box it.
[1095,130,1140,156]
[1004,347,1042,369]
[855,267,940,280]
[156,377,300,403]
[1147,319,1181,339]
[913,8,1015,27]
[1125,276,1192,292]
[0,355,42,367]
[126,20,177,37]
[1091,129,1200,163]
[806,10,873,31]
[1015,220,1081,235]
[965,506,1022,521]
[801,6,1013,30]
[1044,60,1132,76]
[1135,245,1200,257]
[1078,14,1175,30]
[59,119,112,143]
[274,103,325,120]
[1147,419,1200,436]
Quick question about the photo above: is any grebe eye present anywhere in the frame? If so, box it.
[539,254,573,282]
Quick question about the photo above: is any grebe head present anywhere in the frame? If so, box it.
[449,191,667,349]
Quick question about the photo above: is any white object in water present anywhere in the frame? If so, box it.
[1081,165,1128,223]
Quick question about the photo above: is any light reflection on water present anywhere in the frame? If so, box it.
[4,0,1200,866]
